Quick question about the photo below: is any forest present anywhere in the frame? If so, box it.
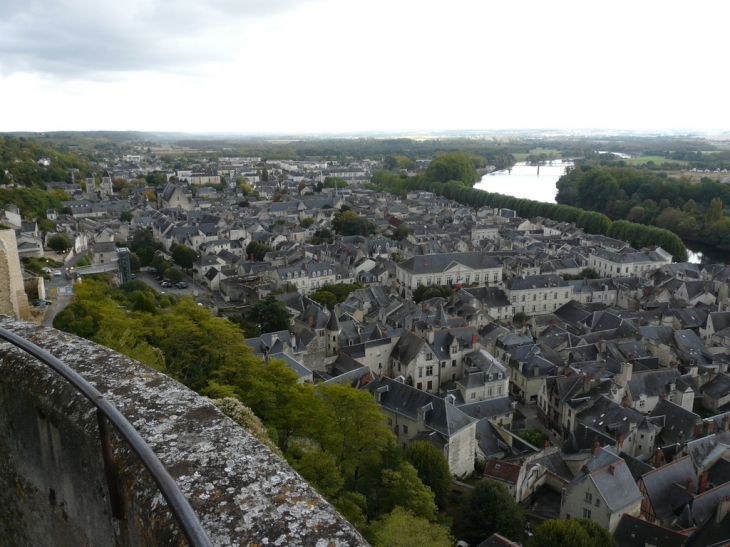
[556,162,730,247]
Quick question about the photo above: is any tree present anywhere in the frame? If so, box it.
[165,268,184,283]
[378,461,437,520]
[48,233,71,252]
[313,383,395,484]
[290,450,344,498]
[261,167,269,182]
[171,244,197,270]
[706,197,724,226]
[310,290,338,311]
[425,152,477,185]
[459,479,525,545]
[528,518,616,547]
[246,241,274,261]
[120,211,133,222]
[129,252,141,272]
[332,210,376,236]
[404,441,452,508]
[248,296,291,334]
[368,508,453,547]
[413,285,452,303]
[300,217,315,228]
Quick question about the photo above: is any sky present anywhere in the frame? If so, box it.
[1,0,728,134]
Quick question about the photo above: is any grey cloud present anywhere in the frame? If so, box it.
[0,0,318,78]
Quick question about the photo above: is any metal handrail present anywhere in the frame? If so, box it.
[0,327,213,547]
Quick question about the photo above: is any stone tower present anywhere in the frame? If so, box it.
[85,172,96,200]
[0,229,31,319]
[326,307,341,356]
[99,169,113,200]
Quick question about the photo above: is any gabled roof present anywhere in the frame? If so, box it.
[362,376,475,437]
[640,455,697,519]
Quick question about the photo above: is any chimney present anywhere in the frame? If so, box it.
[290,332,296,347]
[630,419,637,431]
[699,471,709,494]
[694,422,703,438]
[621,362,633,383]
[472,333,478,346]
[653,448,663,468]
[617,433,624,449]
[302,262,307,270]
[723,415,730,431]
[481,249,486,260]
[301,248,306,258]
[686,477,694,493]
[591,438,600,454]
[427,329,434,344]
[271,332,278,344]
[704,418,716,435]
[308,315,314,328]
[717,496,730,524]
[423,258,428,266]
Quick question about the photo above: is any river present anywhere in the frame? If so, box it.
[475,162,730,265]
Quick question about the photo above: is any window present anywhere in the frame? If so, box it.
[402,425,408,434]
[426,365,434,376]
[585,492,592,502]
[639,400,645,408]
[521,295,525,302]
[582,508,591,519]
[498,386,502,394]
[451,359,456,367]
[475,274,480,282]
[471,393,476,400]
[488,387,493,397]
[426,352,433,361]
[495,463,501,470]
[418,367,423,378]
[441,361,446,368]
[564,291,569,298]
[416,382,422,390]
[533,294,537,301]
[595,499,600,507]
[451,345,457,354]
[427,380,433,390]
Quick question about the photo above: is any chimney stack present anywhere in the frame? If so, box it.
[308,315,314,328]
[472,333,478,346]
[699,471,709,494]
[686,477,694,493]
[653,448,663,468]
[592,437,600,454]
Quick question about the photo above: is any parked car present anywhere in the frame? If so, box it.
[177,282,188,289]
[42,267,53,273]
[53,270,62,276]
[32,299,52,306]
[161,281,172,288]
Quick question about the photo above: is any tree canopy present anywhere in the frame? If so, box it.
[459,479,525,545]
[527,519,616,547]
[48,233,71,252]
[425,152,477,186]
[404,441,452,508]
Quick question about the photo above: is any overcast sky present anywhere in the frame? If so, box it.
[1,0,728,134]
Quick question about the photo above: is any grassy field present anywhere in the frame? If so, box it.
[511,148,564,161]
[626,155,689,166]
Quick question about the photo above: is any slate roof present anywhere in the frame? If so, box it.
[640,455,697,519]
[399,251,501,274]
[649,398,701,444]
[612,514,687,547]
[483,459,521,484]
[362,376,475,437]
[627,368,683,399]
[568,448,643,512]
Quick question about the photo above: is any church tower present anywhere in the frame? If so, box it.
[326,308,342,356]
[99,169,113,200]
[85,172,97,200]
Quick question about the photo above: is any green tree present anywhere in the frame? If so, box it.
[332,210,376,236]
[171,244,197,270]
[706,197,724,226]
[459,479,525,545]
[378,461,437,520]
[404,441,452,508]
[528,518,616,547]
[310,290,338,311]
[248,296,291,333]
[246,241,274,261]
[120,211,133,222]
[425,152,477,185]
[300,217,315,228]
[261,167,269,181]
[412,285,452,303]
[165,268,184,283]
[313,383,395,484]
[367,507,454,547]
[290,450,344,498]
[48,233,71,252]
